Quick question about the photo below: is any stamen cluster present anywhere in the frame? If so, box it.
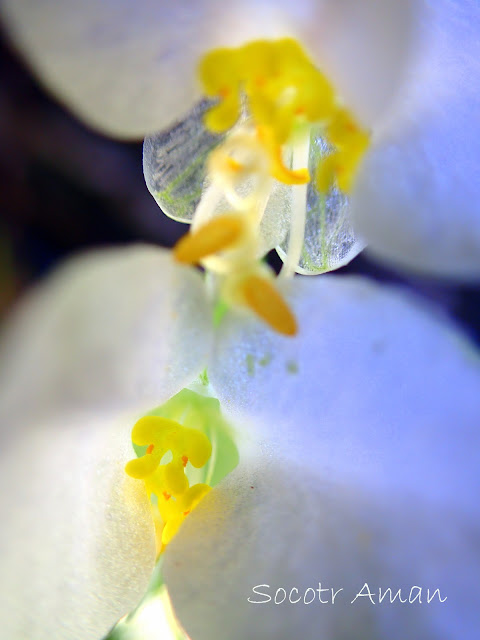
[172,39,369,336]
[126,416,212,548]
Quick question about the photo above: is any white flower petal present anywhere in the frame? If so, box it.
[0,246,213,421]
[0,0,207,138]
[352,0,480,280]
[0,0,415,137]
[0,410,156,640]
[302,0,418,126]
[164,462,479,639]
[209,276,480,513]
[171,276,480,638]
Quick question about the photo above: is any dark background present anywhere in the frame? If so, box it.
[1,28,479,344]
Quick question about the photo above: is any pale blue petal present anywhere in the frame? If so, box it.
[168,275,480,639]
[209,275,480,513]
[300,0,417,127]
[352,0,480,280]
[165,462,479,640]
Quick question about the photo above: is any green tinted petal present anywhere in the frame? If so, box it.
[143,101,224,223]
[277,128,365,274]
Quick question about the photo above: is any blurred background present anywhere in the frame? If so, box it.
[1,26,479,344]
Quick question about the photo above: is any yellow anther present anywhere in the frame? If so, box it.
[131,416,181,447]
[178,484,212,513]
[164,459,190,496]
[315,153,340,194]
[173,214,245,264]
[204,92,241,133]
[198,47,241,97]
[161,514,185,546]
[125,453,161,480]
[182,427,212,467]
[199,38,337,144]
[315,108,370,193]
[242,275,297,336]
[199,38,370,193]
[126,413,215,549]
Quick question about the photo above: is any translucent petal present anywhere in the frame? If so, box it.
[209,276,480,514]
[0,0,416,137]
[258,180,292,254]
[143,100,223,223]
[0,246,213,420]
[0,411,156,640]
[352,0,480,280]
[277,128,365,274]
[164,462,479,640]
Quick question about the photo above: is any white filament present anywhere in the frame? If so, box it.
[279,134,310,279]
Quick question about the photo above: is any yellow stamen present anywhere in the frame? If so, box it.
[164,459,189,495]
[126,416,213,549]
[131,416,180,446]
[225,157,244,173]
[257,126,310,186]
[242,275,297,336]
[198,38,370,193]
[173,214,245,264]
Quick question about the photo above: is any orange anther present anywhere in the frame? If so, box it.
[162,491,171,501]
[181,455,188,467]
[183,510,191,517]
[242,274,297,336]
[173,214,245,265]
[146,444,154,455]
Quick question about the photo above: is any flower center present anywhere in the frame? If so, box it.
[199,38,370,194]
[126,387,239,552]
[172,38,369,335]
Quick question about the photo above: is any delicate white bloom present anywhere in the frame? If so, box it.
[1,0,479,278]
[1,247,479,639]
[0,248,214,639]
[1,1,479,637]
